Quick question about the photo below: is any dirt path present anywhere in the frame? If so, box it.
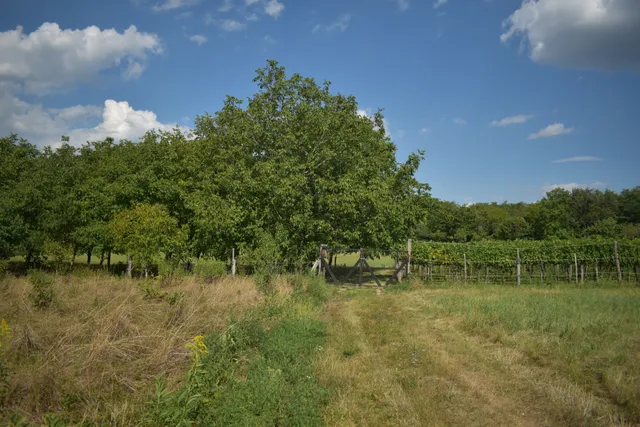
[317,289,627,426]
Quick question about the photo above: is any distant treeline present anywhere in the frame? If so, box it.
[417,188,640,243]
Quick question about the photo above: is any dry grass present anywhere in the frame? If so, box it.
[0,273,262,425]
[317,283,640,426]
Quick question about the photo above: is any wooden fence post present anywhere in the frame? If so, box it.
[407,239,412,276]
[574,253,578,285]
[232,248,236,277]
[516,249,521,287]
[614,241,622,283]
[127,255,132,278]
[359,248,364,286]
[464,253,468,282]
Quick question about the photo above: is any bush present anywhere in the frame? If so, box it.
[28,271,55,309]
[193,259,227,280]
[0,259,8,275]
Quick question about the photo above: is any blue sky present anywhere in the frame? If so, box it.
[1,0,639,204]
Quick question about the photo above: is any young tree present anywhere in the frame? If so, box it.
[109,204,187,277]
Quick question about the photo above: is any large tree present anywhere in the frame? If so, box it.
[187,60,430,261]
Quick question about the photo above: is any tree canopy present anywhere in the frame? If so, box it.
[0,61,430,267]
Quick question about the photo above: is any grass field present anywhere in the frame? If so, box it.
[317,282,640,426]
[2,270,639,426]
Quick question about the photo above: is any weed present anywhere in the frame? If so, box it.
[342,347,358,357]
[140,281,160,299]
[27,271,55,309]
[164,291,185,305]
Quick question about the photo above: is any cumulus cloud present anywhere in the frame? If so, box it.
[265,0,284,18]
[453,117,467,125]
[0,23,162,94]
[434,0,448,9]
[501,0,640,70]
[152,0,200,12]
[528,123,574,139]
[219,19,247,31]
[542,182,607,194]
[218,0,234,12]
[0,96,179,148]
[313,14,352,33]
[552,156,602,163]
[189,34,207,45]
[395,0,409,12]
[490,114,533,127]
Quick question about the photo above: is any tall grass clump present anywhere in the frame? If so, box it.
[0,274,262,425]
[27,271,55,309]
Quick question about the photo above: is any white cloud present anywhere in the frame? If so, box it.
[453,117,467,125]
[490,114,533,127]
[434,0,448,9]
[501,0,640,70]
[528,123,574,139]
[263,35,276,44]
[314,14,351,33]
[552,156,602,163]
[419,127,430,136]
[0,23,162,95]
[265,0,284,18]
[189,34,208,45]
[247,13,259,21]
[218,0,234,12]
[541,182,607,194]
[219,19,247,31]
[0,95,179,148]
[152,0,200,11]
[246,0,260,4]
[395,0,409,12]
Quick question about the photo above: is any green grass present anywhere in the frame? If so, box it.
[144,275,331,426]
[428,285,640,420]
[317,281,640,426]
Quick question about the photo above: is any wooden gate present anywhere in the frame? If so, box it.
[317,244,410,287]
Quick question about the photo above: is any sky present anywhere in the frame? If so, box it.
[1,0,639,204]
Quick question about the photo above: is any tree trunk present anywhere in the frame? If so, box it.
[71,247,77,267]
[107,250,111,268]
[87,249,92,265]
[100,250,105,266]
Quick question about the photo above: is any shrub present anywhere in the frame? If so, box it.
[193,259,227,280]
[140,281,160,300]
[28,271,55,309]
[0,259,8,276]
[164,291,185,306]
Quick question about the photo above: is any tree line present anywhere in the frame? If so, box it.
[0,61,429,271]
[418,187,640,243]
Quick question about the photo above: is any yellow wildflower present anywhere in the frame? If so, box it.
[185,335,208,361]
